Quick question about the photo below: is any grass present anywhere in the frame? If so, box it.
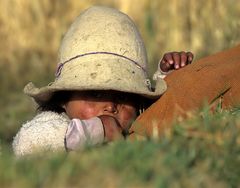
[0,107,239,188]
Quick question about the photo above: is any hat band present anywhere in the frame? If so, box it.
[55,51,146,78]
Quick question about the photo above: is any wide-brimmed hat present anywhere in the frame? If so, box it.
[24,6,167,104]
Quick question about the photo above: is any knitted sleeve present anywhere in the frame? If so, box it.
[12,112,105,156]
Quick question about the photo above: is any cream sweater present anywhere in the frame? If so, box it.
[13,111,104,156]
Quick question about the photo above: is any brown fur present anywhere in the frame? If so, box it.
[130,44,240,138]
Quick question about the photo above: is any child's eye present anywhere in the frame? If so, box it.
[114,95,137,104]
[85,91,138,105]
[89,93,100,98]
[116,95,128,102]
[87,92,108,99]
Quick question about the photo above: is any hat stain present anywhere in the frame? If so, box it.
[90,72,97,79]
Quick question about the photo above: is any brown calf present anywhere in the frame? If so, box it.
[130,44,240,138]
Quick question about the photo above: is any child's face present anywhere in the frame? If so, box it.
[63,91,138,131]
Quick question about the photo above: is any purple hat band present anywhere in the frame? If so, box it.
[55,51,147,78]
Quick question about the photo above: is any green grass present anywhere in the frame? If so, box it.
[1,107,239,188]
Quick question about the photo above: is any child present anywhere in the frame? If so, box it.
[12,6,193,156]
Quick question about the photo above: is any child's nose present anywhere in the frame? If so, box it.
[103,102,118,114]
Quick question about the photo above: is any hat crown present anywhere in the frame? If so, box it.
[58,6,147,70]
[23,6,167,104]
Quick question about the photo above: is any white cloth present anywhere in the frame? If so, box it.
[152,59,172,80]
[153,69,168,80]
[65,118,104,150]
[12,111,104,156]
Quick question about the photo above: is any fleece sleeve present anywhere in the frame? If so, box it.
[12,112,69,156]
[13,112,105,156]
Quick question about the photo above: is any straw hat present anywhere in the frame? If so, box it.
[24,6,167,104]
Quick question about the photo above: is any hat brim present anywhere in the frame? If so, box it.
[24,57,167,104]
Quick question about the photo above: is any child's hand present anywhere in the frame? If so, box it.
[160,51,194,72]
[99,115,124,141]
